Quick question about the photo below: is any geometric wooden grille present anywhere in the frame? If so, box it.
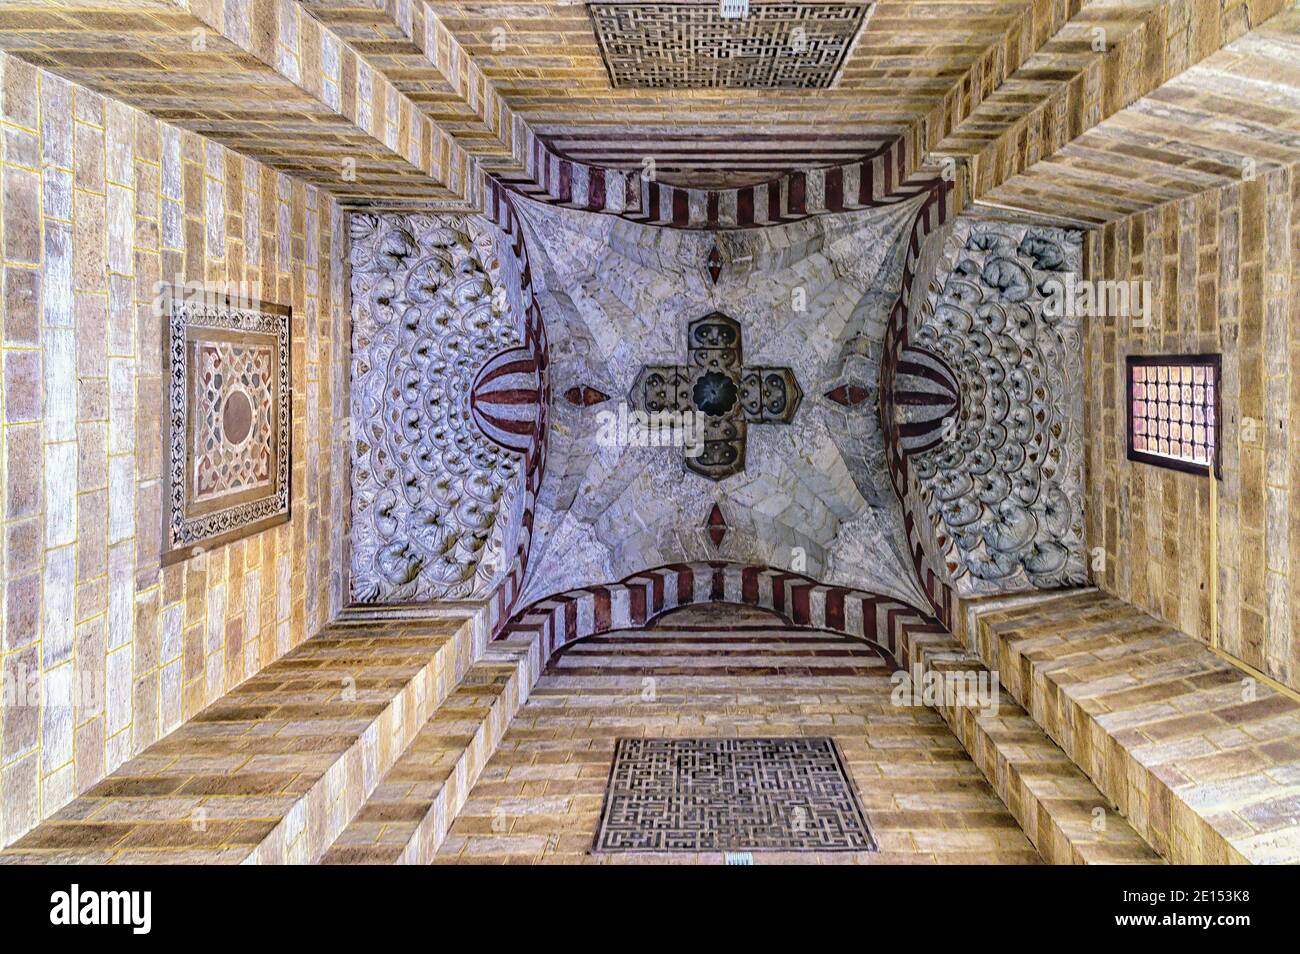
[1126,354,1220,477]
[593,737,876,852]
[588,2,872,89]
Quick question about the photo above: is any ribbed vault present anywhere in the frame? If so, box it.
[512,194,933,611]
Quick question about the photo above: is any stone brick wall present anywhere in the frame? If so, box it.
[1085,167,1299,693]
[0,53,351,846]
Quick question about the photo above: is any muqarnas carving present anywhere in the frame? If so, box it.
[162,289,291,565]
[349,213,531,603]
[906,221,1087,593]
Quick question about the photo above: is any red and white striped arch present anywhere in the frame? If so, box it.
[879,178,961,628]
[478,191,550,635]
[497,561,943,669]
[486,137,945,231]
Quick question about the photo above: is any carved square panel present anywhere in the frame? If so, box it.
[628,311,801,480]
[162,288,292,565]
[588,2,872,89]
[594,737,876,852]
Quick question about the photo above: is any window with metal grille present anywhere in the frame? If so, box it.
[1126,354,1220,477]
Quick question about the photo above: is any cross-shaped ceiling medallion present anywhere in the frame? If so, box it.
[629,312,802,480]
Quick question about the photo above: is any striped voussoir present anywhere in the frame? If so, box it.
[497,562,940,667]
[879,177,962,628]
[479,190,549,639]
[891,346,961,458]
[487,138,948,231]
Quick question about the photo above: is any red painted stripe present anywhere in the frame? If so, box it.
[592,587,611,633]
[558,160,572,204]
[770,574,787,615]
[672,188,689,226]
[629,582,647,626]
[790,584,811,625]
[676,565,693,605]
[788,172,806,216]
[825,587,846,631]
[825,167,843,212]
[737,187,754,226]
[476,356,537,384]
[475,387,539,405]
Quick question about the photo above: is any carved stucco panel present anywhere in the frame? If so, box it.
[348,212,527,602]
[906,217,1088,594]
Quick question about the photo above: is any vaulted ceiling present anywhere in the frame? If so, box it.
[4,0,1292,220]
[513,193,932,609]
[8,0,1298,626]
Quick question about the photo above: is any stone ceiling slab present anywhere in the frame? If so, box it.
[965,3,1300,224]
[420,0,1044,188]
[0,0,479,209]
